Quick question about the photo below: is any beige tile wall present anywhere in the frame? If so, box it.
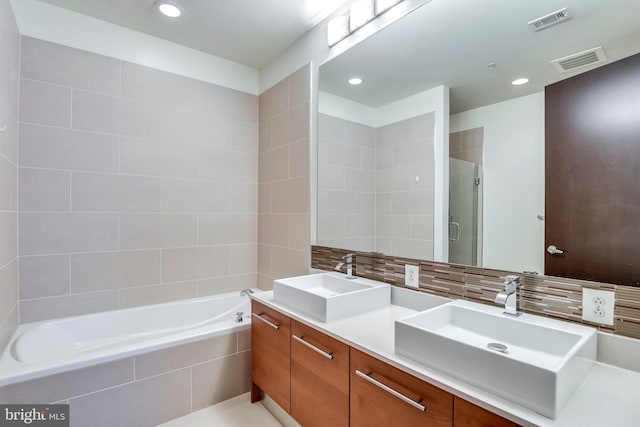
[0,329,251,426]
[257,65,311,289]
[17,37,259,322]
[317,113,376,251]
[0,0,20,350]
[376,113,435,260]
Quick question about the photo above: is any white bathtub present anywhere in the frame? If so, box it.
[0,289,259,386]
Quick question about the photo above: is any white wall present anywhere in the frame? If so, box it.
[10,0,259,95]
[450,92,545,273]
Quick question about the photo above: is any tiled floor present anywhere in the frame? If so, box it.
[158,393,283,427]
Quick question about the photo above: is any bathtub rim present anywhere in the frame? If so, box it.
[0,289,260,387]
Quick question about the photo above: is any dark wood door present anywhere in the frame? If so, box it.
[545,52,640,286]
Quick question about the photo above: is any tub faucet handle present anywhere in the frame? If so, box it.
[236,312,244,322]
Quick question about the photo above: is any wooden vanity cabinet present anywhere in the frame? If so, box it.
[454,397,520,427]
[251,302,520,427]
[290,320,350,427]
[251,301,291,413]
[350,348,453,427]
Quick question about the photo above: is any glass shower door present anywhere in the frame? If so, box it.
[449,158,479,266]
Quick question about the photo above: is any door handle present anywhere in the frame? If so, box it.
[547,245,564,255]
[251,313,280,330]
[292,335,334,360]
[355,370,426,412]
[449,222,460,241]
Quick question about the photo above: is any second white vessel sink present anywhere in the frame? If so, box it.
[395,299,597,418]
[273,272,390,322]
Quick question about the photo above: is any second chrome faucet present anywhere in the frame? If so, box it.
[335,253,356,279]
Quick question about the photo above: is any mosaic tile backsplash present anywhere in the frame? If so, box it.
[312,245,640,339]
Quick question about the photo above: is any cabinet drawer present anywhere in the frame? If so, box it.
[251,301,291,413]
[350,348,453,427]
[454,397,520,427]
[291,320,349,427]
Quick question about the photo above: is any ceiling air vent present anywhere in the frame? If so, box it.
[551,47,607,73]
[528,8,569,31]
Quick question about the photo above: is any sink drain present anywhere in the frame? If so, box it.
[487,342,509,354]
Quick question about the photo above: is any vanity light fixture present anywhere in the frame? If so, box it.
[375,0,403,14]
[157,1,183,18]
[512,78,529,86]
[327,0,404,46]
[348,77,364,85]
[350,0,375,31]
[328,14,350,46]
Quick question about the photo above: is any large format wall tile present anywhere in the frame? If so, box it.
[19,291,119,323]
[119,137,199,179]
[0,259,17,329]
[19,213,118,255]
[18,168,70,212]
[69,368,191,427]
[161,178,228,213]
[118,281,198,309]
[256,67,311,290]
[70,250,161,292]
[0,212,16,266]
[19,79,71,127]
[161,246,229,283]
[15,37,259,323]
[21,37,121,96]
[71,172,161,212]
[0,358,134,404]
[121,62,200,111]
[72,90,161,139]
[19,124,119,172]
[0,0,19,347]
[191,351,251,411]
[119,214,197,250]
[19,255,69,299]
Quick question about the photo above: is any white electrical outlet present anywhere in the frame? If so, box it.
[582,288,615,325]
[405,264,419,289]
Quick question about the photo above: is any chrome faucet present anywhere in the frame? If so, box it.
[335,253,356,279]
[236,312,244,322]
[495,275,521,317]
[240,289,254,297]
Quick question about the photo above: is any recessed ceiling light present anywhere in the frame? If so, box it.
[348,77,364,85]
[157,1,183,18]
[512,78,529,86]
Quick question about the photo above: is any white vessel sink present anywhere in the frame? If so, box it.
[273,272,390,322]
[395,299,597,419]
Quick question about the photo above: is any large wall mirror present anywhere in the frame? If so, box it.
[315,0,640,280]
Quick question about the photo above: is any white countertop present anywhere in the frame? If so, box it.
[252,290,640,427]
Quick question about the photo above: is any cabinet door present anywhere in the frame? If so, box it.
[291,320,349,427]
[454,397,520,427]
[350,348,453,427]
[251,301,291,413]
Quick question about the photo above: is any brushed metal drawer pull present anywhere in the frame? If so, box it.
[292,335,334,360]
[251,313,280,330]
[355,370,426,412]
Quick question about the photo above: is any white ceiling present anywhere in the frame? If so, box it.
[319,0,640,113]
[38,0,351,69]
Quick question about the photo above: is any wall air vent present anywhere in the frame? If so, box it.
[528,8,569,31]
[551,47,607,73]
